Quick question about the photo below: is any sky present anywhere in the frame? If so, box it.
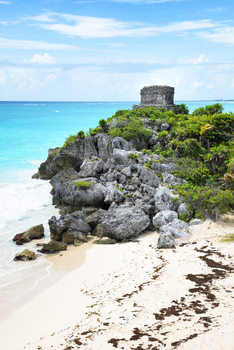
[0,0,234,101]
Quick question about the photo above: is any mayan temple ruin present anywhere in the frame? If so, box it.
[133,85,179,112]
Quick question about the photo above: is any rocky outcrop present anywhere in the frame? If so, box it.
[153,210,178,228]
[14,249,36,261]
[154,186,179,212]
[49,211,91,241]
[39,240,67,253]
[33,117,193,250]
[13,224,44,245]
[98,203,151,241]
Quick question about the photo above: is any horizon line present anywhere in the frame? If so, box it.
[0,99,234,103]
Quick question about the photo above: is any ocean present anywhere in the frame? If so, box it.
[0,100,234,315]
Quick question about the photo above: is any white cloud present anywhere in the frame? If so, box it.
[1,59,234,101]
[178,54,209,65]
[0,37,78,50]
[199,26,234,45]
[206,7,228,13]
[0,1,10,4]
[29,53,56,64]
[37,12,218,38]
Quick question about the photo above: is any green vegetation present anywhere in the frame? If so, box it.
[99,119,108,133]
[128,153,140,161]
[74,180,92,190]
[51,148,61,156]
[56,102,233,219]
[108,109,152,149]
[77,130,85,139]
[62,134,77,147]
[220,233,234,243]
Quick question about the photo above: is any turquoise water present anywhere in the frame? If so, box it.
[0,100,234,309]
[0,100,233,174]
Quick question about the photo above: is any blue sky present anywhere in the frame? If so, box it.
[0,0,234,101]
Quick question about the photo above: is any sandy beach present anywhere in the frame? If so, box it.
[0,215,233,350]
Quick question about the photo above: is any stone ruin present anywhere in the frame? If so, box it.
[132,85,179,112]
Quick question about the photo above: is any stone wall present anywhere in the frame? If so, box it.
[133,85,179,112]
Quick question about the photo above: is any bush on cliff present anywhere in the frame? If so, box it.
[108,109,152,148]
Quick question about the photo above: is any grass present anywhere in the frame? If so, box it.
[220,233,234,243]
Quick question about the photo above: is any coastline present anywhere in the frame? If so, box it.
[0,216,233,350]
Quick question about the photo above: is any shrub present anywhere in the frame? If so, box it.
[99,119,108,133]
[77,130,85,139]
[128,153,140,161]
[108,111,152,148]
[173,158,212,185]
[63,135,77,147]
[177,104,189,115]
[75,181,92,190]
[175,183,234,219]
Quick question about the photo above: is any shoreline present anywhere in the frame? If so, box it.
[0,216,233,350]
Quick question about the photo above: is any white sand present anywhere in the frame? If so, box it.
[0,215,233,350]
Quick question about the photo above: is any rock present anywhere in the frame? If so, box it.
[93,237,117,244]
[40,240,67,253]
[13,224,44,245]
[92,223,105,237]
[152,163,177,173]
[74,239,84,247]
[82,207,98,218]
[49,211,90,241]
[104,185,125,205]
[86,211,101,229]
[162,172,186,186]
[157,232,176,249]
[112,149,133,164]
[154,186,179,212]
[52,177,106,208]
[98,204,150,241]
[14,249,36,261]
[112,137,134,151]
[190,218,203,225]
[161,122,170,131]
[178,203,188,216]
[153,210,178,228]
[148,132,158,146]
[62,231,88,244]
[160,219,190,239]
[77,158,108,178]
[121,166,132,177]
[137,165,160,188]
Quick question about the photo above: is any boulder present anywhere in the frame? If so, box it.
[178,203,188,216]
[160,219,190,239]
[157,232,176,249]
[137,165,160,188]
[161,122,170,131]
[14,249,36,261]
[154,186,179,212]
[52,177,106,208]
[77,158,108,178]
[162,173,186,186]
[112,137,135,151]
[62,231,88,244]
[104,185,125,205]
[13,224,44,245]
[49,211,91,241]
[40,240,67,253]
[153,210,178,228]
[93,237,117,245]
[98,204,150,241]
